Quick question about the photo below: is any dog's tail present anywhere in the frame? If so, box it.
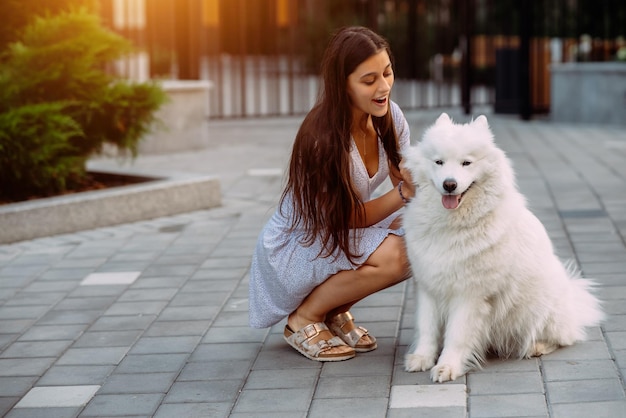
[564,260,605,338]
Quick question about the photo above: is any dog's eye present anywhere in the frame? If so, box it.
[435,160,443,165]
[462,161,472,166]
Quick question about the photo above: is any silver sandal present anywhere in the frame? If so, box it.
[325,311,377,353]
[283,322,355,362]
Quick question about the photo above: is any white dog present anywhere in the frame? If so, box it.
[402,113,604,383]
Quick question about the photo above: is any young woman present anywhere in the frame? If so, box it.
[249,26,416,361]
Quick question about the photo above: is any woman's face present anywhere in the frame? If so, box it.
[346,49,394,120]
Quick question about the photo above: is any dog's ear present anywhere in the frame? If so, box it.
[436,113,451,125]
[472,115,489,128]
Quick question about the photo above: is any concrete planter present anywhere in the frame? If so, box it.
[140,80,213,154]
[550,62,626,125]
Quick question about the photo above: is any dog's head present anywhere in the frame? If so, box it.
[403,113,513,211]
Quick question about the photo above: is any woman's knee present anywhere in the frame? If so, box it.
[374,235,412,280]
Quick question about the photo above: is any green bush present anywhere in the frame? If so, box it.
[0,9,166,201]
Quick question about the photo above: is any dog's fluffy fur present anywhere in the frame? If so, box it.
[402,113,604,382]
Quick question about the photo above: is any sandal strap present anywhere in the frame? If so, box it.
[289,323,348,358]
[326,312,370,347]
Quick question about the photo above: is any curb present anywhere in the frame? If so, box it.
[0,168,221,244]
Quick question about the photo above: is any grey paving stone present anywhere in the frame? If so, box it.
[130,276,188,289]
[179,359,253,381]
[3,291,65,306]
[80,393,163,417]
[98,372,177,394]
[314,375,391,399]
[542,340,611,360]
[54,296,117,311]
[0,340,73,358]
[18,324,86,342]
[0,358,55,377]
[57,347,129,366]
[38,365,115,386]
[0,376,37,397]
[129,336,201,354]
[391,407,469,418]
[116,288,179,302]
[188,342,261,362]
[156,305,219,321]
[0,305,49,320]
[103,301,168,316]
[153,402,230,418]
[468,393,547,417]
[202,325,268,344]
[168,291,229,307]
[545,378,625,404]
[73,330,142,348]
[36,309,102,325]
[163,380,242,403]
[115,354,188,374]
[243,368,319,390]
[551,400,626,418]
[319,354,394,377]
[211,311,250,327]
[5,407,81,418]
[467,371,543,395]
[89,315,156,331]
[231,388,312,414]
[542,359,620,381]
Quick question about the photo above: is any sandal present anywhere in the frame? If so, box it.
[325,311,377,353]
[284,322,355,362]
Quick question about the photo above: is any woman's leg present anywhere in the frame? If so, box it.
[288,234,412,332]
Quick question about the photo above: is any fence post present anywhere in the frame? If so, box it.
[461,0,473,115]
[519,0,531,120]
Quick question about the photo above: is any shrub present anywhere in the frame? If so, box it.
[0,9,166,201]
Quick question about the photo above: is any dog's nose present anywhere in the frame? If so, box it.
[443,179,457,192]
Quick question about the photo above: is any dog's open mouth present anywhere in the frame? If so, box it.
[441,183,473,210]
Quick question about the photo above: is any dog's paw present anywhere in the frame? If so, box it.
[526,341,559,358]
[404,353,436,372]
[430,363,463,383]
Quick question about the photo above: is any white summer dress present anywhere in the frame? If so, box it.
[249,101,410,328]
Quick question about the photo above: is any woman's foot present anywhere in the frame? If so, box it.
[325,311,377,352]
[283,321,355,362]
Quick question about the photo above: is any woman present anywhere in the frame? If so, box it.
[249,26,416,361]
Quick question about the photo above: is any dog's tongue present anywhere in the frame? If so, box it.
[442,195,461,209]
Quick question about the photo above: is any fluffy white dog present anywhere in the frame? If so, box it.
[402,113,604,383]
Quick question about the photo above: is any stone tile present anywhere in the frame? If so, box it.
[189,342,261,362]
[14,385,100,408]
[314,375,391,399]
[98,372,177,394]
[80,393,163,416]
[387,406,467,418]
[144,320,210,337]
[202,326,268,343]
[0,340,73,358]
[103,301,168,316]
[467,371,543,395]
[89,314,156,331]
[542,340,610,361]
[551,400,626,418]
[38,365,115,386]
[243,368,319,390]
[0,376,38,397]
[163,380,243,403]
[117,288,178,302]
[156,305,219,321]
[389,384,466,408]
[320,354,394,377]
[4,407,82,418]
[231,388,312,414]
[542,359,620,381]
[57,347,129,366]
[36,309,102,325]
[115,354,188,374]
[179,359,253,381]
[0,358,55,377]
[154,402,230,418]
[73,330,142,348]
[18,324,87,341]
[546,378,625,403]
[80,271,141,286]
[468,393,548,417]
[129,336,201,354]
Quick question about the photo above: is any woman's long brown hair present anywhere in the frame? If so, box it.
[280,26,401,263]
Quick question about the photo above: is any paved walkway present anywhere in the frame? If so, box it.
[1,108,625,418]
